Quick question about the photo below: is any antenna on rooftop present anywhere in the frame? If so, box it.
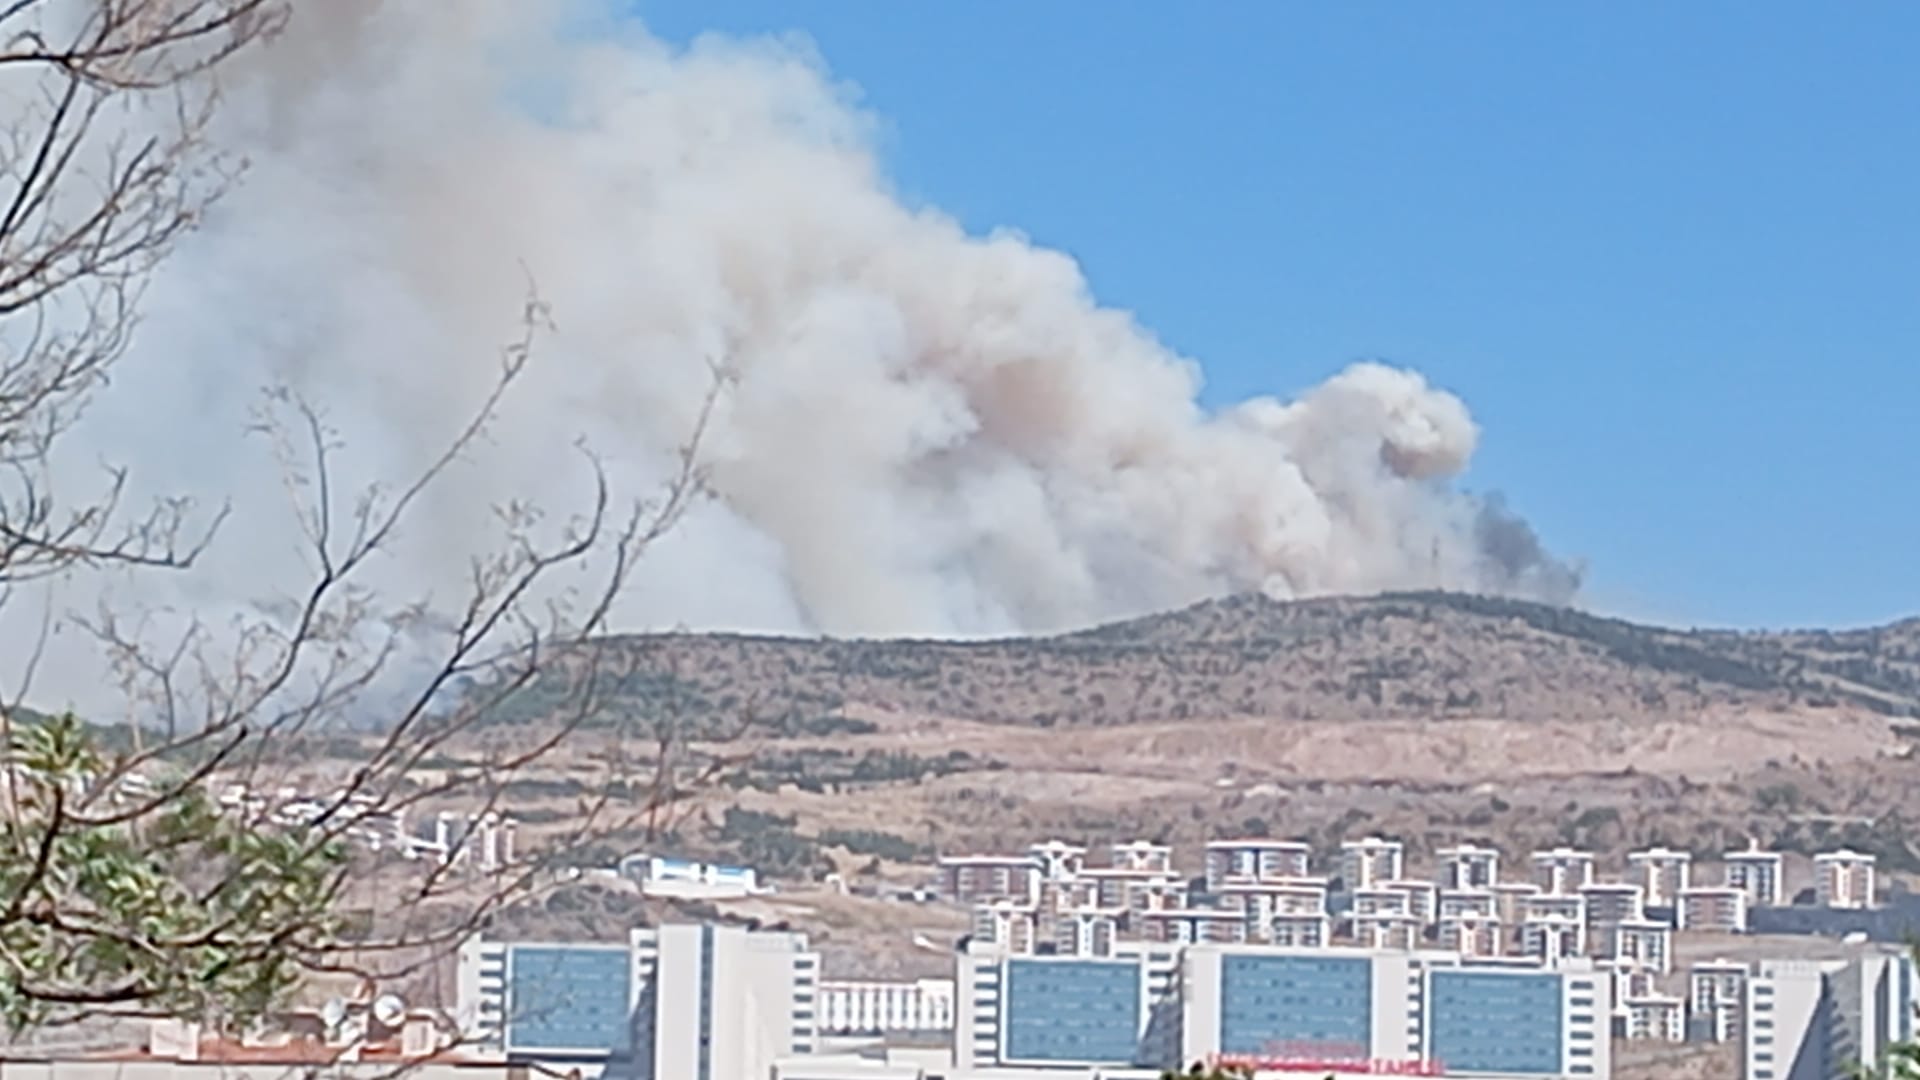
[321,997,348,1032]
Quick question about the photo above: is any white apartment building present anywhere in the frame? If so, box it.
[1386,879,1441,924]
[1620,994,1685,1042]
[1678,885,1751,934]
[1438,913,1505,959]
[1438,888,1498,921]
[971,899,1039,954]
[1028,840,1089,882]
[1626,846,1692,908]
[1813,849,1877,910]
[939,855,1042,905]
[1493,881,1544,925]
[1353,912,1424,951]
[1745,947,1916,1080]
[1109,839,1175,874]
[1339,835,1406,890]
[456,924,818,1080]
[1436,844,1501,891]
[1137,907,1249,946]
[1521,915,1587,965]
[1531,847,1598,896]
[1610,920,1673,976]
[1690,959,1749,1043]
[1204,838,1311,889]
[817,978,954,1035]
[1724,847,1786,908]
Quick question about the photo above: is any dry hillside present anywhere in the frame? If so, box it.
[434,592,1920,897]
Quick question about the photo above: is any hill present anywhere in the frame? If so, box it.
[436,592,1920,904]
[490,591,1920,736]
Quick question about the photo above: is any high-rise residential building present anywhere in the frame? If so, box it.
[1339,836,1406,891]
[1028,840,1089,882]
[1109,839,1175,875]
[1745,947,1915,1080]
[1678,886,1751,934]
[1611,920,1674,976]
[1688,959,1749,1043]
[1724,847,1786,909]
[1204,838,1312,890]
[1385,879,1441,925]
[1436,844,1501,891]
[937,854,1042,905]
[1493,881,1544,926]
[1626,846,1692,908]
[1180,945,1611,1078]
[455,924,818,1080]
[1620,994,1686,1043]
[1530,847,1598,896]
[1814,849,1877,910]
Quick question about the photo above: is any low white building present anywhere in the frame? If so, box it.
[817,978,955,1035]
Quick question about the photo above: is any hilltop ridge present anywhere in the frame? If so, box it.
[493,591,1920,736]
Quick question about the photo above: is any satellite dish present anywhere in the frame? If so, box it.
[372,993,406,1027]
[321,997,348,1030]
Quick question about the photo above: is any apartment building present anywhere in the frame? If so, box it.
[971,899,1039,954]
[1436,844,1501,891]
[939,855,1042,905]
[1813,849,1877,910]
[1339,835,1406,891]
[1204,838,1312,889]
[1137,907,1248,946]
[1386,879,1441,924]
[1493,881,1544,925]
[1725,848,1786,908]
[1688,959,1749,1043]
[1619,994,1685,1042]
[1626,846,1692,908]
[1438,913,1505,959]
[1028,840,1089,883]
[1108,839,1175,875]
[455,924,818,1080]
[1438,888,1498,921]
[1531,847,1598,896]
[1745,946,1915,1080]
[1679,885,1751,934]
[1077,867,1188,912]
[1610,921,1673,976]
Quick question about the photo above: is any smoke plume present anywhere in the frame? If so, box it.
[27,2,1579,707]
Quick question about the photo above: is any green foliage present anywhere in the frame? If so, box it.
[0,714,350,1032]
[816,828,930,862]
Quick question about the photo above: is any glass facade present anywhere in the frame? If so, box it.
[1002,957,1143,1064]
[506,945,633,1053]
[1429,969,1564,1076]
[1219,953,1373,1055]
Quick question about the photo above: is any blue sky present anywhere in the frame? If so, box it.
[633,2,1918,630]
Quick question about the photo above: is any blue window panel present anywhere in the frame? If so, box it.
[1429,970,1563,1076]
[1003,958,1142,1064]
[1219,954,1373,1056]
[506,945,632,1053]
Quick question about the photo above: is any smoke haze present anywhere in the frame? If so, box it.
[25,1,1580,707]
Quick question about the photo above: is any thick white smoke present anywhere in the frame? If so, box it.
[22,1,1578,709]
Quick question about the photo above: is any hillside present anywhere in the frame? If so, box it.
[489,591,1920,735]
[427,592,1920,908]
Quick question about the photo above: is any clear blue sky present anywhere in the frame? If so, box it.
[632,2,1919,630]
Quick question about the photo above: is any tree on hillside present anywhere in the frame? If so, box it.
[0,0,721,1043]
